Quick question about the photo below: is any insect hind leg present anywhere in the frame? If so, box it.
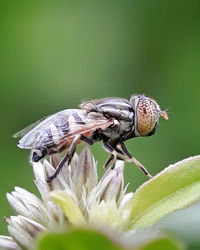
[47,135,80,182]
[31,148,47,162]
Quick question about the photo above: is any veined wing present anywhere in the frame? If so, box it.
[13,116,50,138]
[17,109,113,149]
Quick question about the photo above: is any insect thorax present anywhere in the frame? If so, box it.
[100,118,134,142]
[85,98,135,141]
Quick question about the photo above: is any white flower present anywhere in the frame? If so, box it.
[0,146,134,250]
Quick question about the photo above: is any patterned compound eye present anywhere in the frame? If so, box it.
[136,98,159,136]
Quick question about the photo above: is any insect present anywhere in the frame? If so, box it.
[14,94,168,182]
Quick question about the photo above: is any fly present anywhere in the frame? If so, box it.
[14,94,168,182]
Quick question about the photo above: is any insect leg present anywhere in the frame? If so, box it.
[103,154,114,169]
[80,135,93,145]
[31,148,47,162]
[103,141,123,155]
[102,141,116,169]
[119,141,152,178]
[102,141,123,169]
[47,135,80,182]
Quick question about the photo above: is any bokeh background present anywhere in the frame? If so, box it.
[1,0,200,248]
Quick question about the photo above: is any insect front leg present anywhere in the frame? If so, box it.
[102,141,123,169]
[119,141,152,178]
[47,135,80,182]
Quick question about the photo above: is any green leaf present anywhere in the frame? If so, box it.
[36,228,123,250]
[127,156,200,229]
[140,237,183,250]
[36,228,183,250]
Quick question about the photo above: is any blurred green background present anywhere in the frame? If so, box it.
[0,0,200,246]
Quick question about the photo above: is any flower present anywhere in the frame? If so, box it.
[0,146,134,250]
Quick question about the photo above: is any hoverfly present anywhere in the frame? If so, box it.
[14,94,168,182]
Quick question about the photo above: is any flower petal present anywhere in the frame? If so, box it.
[88,199,130,231]
[72,146,98,197]
[88,160,125,206]
[18,215,46,234]
[0,236,20,250]
[50,190,86,226]
[8,224,34,250]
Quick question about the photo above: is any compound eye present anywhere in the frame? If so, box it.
[136,99,159,136]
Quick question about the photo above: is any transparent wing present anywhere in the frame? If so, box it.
[17,109,113,149]
[13,116,50,138]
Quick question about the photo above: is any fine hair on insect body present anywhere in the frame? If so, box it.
[14,94,168,182]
